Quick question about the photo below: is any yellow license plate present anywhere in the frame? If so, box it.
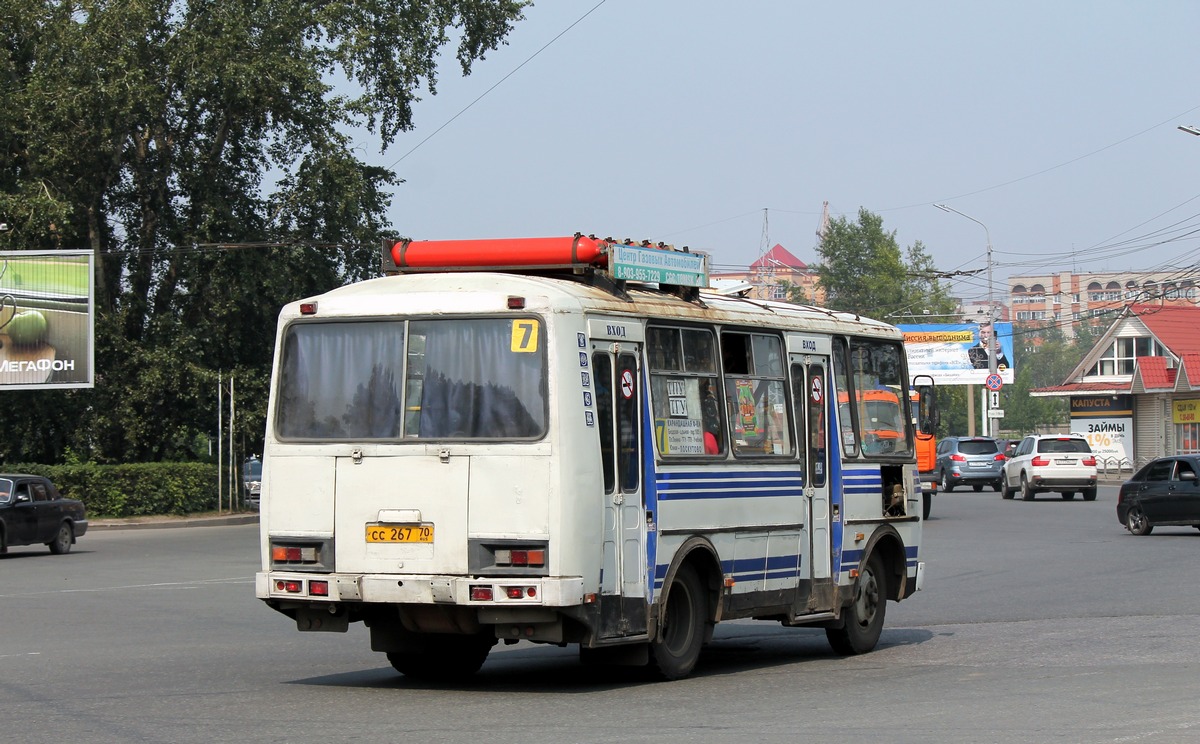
[366,523,434,543]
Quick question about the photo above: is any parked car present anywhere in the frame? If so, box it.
[1116,455,1200,535]
[1001,434,1098,501]
[935,436,1005,492]
[0,474,88,554]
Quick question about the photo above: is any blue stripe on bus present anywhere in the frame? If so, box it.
[654,553,803,589]
[655,470,805,501]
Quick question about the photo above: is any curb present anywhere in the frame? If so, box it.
[89,513,259,531]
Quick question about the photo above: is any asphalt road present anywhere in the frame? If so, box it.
[4,483,1200,744]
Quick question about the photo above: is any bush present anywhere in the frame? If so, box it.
[11,462,223,517]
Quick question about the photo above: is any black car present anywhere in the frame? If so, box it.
[1117,456,1200,535]
[0,474,88,554]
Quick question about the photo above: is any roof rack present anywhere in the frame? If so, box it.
[381,233,710,303]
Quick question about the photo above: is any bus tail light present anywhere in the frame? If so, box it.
[495,548,545,567]
[309,580,329,597]
[269,539,331,571]
[471,585,494,601]
[276,580,304,593]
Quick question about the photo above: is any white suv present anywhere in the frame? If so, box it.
[1002,434,1098,501]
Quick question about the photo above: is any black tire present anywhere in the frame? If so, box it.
[1082,488,1097,501]
[940,471,954,493]
[1021,474,1036,501]
[650,563,709,680]
[1126,507,1153,536]
[1001,477,1015,499]
[386,634,494,682]
[826,552,886,655]
[922,492,931,520]
[48,522,73,555]
[1061,491,1075,500]
[971,484,983,492]
[992,481,1002,493]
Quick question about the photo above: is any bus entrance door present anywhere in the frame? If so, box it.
[791,354,833,612]
[592,346,647,637]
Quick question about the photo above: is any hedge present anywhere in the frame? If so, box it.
[10,462,227,517]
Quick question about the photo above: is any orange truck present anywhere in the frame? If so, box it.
[911,377,938,519]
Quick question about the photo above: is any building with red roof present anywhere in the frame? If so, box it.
[709,244,825,304]
[1032,304,1200,466]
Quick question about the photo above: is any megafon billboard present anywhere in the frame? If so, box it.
[898,322,1015,386]
[0,250,94,390]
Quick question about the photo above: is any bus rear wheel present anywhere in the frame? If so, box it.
[826,552,886,655]
[386,634,494,682]
[649,563,708,680]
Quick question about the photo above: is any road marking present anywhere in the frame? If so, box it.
[0,576,252,599]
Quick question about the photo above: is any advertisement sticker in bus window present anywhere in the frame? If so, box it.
[736,380,758,430]
[511,320,539,352]
[620,369,635,399]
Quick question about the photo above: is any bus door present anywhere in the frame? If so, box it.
[592,342,647,637]
[788,334,833,609]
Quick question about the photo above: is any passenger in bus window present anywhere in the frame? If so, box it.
[700,380,723,455]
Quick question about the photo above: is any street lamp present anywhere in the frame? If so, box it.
[934,203,998,437]
[1179,125,1200,136]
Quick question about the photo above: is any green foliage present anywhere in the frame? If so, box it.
[0,0,529,465]
[13,462,220,517]
[816,208,958,321]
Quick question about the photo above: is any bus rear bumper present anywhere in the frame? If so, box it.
[256,571,585,607]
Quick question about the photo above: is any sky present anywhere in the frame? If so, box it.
[353,1,1200,308]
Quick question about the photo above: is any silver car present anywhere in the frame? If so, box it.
[935,436,1005,492]
[1002,434,1098,501]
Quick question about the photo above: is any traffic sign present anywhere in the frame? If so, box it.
[989,390,1000,408]
[988,408,1005,418]
[985,373,1003,391]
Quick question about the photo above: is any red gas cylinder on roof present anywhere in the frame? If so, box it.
[388,235,608,270]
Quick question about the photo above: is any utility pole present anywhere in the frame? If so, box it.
[935,204,998,437]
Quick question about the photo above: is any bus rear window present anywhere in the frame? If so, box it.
[276,318,547,440]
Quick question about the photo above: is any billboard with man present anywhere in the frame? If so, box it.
[898,322,1015,386]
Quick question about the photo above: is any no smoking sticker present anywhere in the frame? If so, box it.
[620,369,635,399]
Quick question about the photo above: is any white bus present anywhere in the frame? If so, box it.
[256,235,929,680]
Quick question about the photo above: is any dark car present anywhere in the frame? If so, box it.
[242,457,262,510]
[1117,456,1200,535]
[935,436,1006,492]
[0,474,88,554]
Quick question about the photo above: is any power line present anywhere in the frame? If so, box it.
[385,1,608,170]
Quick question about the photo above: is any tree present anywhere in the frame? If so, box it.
[0,0,529,463]
[816,208,958,321]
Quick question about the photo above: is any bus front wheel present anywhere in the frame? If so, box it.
[650,563,708,680]
[826,552,886,655]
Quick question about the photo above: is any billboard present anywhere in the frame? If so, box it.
[1071,395,1132,468]
[0,250,94,390]
[898,322,1015,386]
